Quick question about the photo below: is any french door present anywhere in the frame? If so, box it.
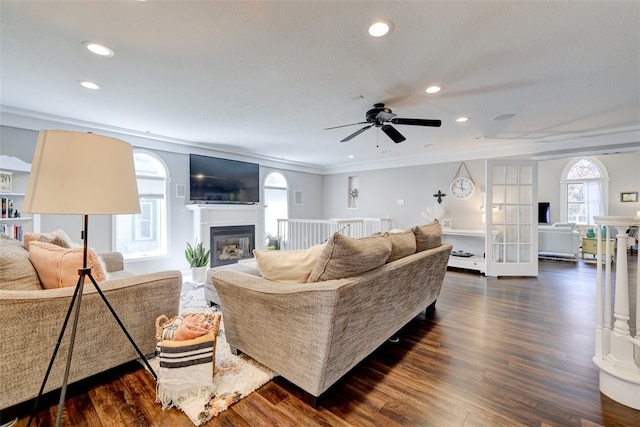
[485,159,538,277]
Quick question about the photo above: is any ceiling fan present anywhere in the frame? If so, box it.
[324,103,441,143]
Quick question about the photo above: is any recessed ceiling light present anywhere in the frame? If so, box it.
[475,136,487,140]
[348,155,355,159]
[82,41,114,57]
[494,113,516,121]
[425,86,441,94]
[424,144,434,148]
[456,117,469,123]
[368,20,393,37]
[79,80,100,90]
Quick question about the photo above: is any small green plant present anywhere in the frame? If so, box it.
[185,240,211,268]
[265,232,285,250]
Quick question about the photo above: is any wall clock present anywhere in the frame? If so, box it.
[450,177,475,199]
[450,162,475,200]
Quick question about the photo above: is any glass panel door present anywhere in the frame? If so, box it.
[485,159,538,277]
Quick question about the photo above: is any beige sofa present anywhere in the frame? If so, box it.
[0,236,182,410]
[212,223,451,401]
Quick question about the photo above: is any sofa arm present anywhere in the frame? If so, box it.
[98,251,124,273]
[213,272,350,396]
[0,269,182,410]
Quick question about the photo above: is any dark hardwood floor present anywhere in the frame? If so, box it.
[7,254,640,426]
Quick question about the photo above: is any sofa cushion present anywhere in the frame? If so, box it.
[308,233,392,282]
[0,234,42,290]
[253,244,325,283]
[552,222,576,230]
[23,229,76,249]
[412,221,442,252]
[28,241,108,289]
[385,229,417,262]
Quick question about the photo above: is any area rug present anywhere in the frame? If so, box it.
[149,286,275,426]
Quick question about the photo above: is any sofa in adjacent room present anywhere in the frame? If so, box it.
[211,222,452,402]
[538,222,581,257]
[0,233,183,410]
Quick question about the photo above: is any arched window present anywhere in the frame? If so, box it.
[561,157,609,224]
[264,171,288,241]
[114,151,169,259]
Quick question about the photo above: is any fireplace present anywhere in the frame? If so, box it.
[210,225,255,267]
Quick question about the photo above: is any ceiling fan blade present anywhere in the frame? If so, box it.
[340,124,374,142]
[324,121,368,131]
[381,125,406,143]
[390,118,442,127]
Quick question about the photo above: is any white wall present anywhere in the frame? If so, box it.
[0,125,324,274]
[538,152,640,223]
[322,159,487,231]
[4,123,638,274]
[323,153,640,231]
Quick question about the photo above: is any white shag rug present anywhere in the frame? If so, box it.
[151,286,275,426]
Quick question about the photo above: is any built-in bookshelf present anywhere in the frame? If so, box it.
[0,155,40,241]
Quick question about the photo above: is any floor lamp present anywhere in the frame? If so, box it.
[22,130,156,427]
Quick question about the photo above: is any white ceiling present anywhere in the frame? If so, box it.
[1,1,639,174]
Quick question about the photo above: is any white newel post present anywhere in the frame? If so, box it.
[592,216,640,410]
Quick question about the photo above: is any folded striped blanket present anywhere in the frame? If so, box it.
[156,314,221,412]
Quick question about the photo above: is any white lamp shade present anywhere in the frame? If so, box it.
[23,130,141,215]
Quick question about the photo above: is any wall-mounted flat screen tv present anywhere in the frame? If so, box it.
[189,154,260,203]
[538,202,551,224]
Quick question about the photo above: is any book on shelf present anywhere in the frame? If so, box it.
[0,223,23,241]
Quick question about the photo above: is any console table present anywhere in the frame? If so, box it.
[442,229,486,273]
[581,237,615,262]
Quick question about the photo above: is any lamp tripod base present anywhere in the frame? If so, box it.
[27,268,157,427]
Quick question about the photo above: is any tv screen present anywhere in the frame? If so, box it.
[189,154,259,203]
[538,202,550,224]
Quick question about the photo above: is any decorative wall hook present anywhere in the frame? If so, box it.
[433,190,446,204]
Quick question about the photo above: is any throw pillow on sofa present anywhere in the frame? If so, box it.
[370,229,417,263]
[23,229,76,249]
[28,241,108,289]
[253,243,325,283]
[308,232,392,282]
[412,221,442,252]
[385,229,417,262]
[0,234,42,290]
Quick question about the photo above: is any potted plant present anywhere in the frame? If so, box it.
[185,239,211,282]
[265,232,285,250]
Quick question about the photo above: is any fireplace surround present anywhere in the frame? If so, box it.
[187,204,266,267]
[210,225,255,267]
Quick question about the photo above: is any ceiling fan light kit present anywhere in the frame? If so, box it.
[325,103,441,144]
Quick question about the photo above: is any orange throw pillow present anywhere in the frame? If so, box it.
[28,241,107,289]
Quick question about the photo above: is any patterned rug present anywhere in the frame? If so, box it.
[150,286,275,426]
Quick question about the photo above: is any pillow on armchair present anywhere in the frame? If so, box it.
[0,234,42,290]
[23,229,77,249]
[28,241,108,289]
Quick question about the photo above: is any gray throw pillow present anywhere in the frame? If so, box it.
[412,221,442,252]
[308,232,392,282]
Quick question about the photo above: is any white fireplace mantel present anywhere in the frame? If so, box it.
[186,204,266,254]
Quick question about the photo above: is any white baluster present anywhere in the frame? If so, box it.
[612,227,630,336]
[593,216,640,410]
